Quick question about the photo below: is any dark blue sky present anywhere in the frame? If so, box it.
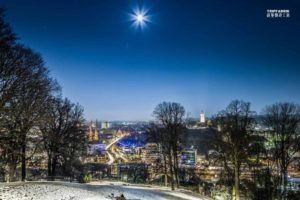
[1,0,300,120]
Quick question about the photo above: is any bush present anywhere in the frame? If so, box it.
[78,173,92,183]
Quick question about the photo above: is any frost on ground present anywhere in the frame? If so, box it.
[0,182,96,200]
[0,181,208,200]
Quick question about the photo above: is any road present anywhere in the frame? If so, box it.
[106,150,114,165]
[105,136,125,150]
[105,135,127,165]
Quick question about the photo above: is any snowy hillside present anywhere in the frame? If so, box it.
[0,181,208,200]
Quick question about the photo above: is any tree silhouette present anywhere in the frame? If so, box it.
[40,97,86,178]
[152,102,186,190]
[210,100,256,200]
[263,103,300,199]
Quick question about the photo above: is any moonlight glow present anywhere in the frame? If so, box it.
[136,14,145,22]
[129,6,151,30]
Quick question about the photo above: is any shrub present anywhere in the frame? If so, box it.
[78,173,92,183]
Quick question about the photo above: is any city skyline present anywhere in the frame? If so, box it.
[2,0,300,120]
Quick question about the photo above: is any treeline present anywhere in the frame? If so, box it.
[150,101,300,200]
[0,9,87,182]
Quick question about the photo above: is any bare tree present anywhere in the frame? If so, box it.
[152,102,186,190]
[210,100,256,200]
[0,9,57,181]
[0,8,16,50]
[40,97,86,179]
[9,45,57,181]
[1,8,85,183]
[263,102,300,199]
[0,8,18,123]
[148,124,170,187]
[0,45,55,182]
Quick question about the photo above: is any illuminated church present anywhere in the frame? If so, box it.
[87,120,100,142]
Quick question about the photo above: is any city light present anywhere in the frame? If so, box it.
[2,1,299,199]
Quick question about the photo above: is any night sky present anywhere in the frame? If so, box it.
[1,0,300,120]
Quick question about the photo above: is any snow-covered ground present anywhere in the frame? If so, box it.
[0,181,209,200]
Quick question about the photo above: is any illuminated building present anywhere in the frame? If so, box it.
[89,143,106,154]
[117,163,148,182]
[87,120,100,142]
[94,154,108,164]
[200,111,205,123]
[141,143,160,165]
[101,121,111,129]
[115,129,124,137]
[180,148,197,167]
[111,163,118,176]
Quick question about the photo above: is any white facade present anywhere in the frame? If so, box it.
[101,121,111,129]
[200,112,205,123]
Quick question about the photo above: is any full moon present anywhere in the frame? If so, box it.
[129,7,150,29]
[136,14,145,23]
